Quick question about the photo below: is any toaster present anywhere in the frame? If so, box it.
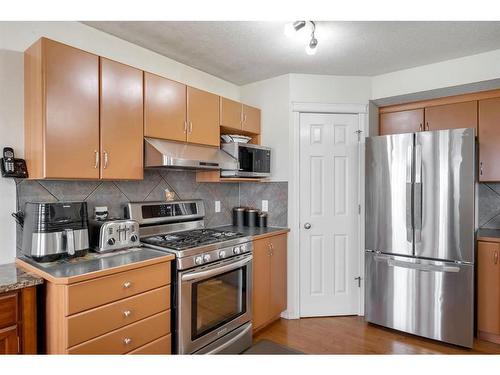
[17,202,90,262]
[89,219,140,253]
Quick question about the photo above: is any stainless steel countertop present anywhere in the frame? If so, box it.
[213,225,290,239]
[18,247,170,279]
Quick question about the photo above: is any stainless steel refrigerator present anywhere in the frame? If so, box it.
[365,127,475,348]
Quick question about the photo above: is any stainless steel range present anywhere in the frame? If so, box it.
[127,200,253,354]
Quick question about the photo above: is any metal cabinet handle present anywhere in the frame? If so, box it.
[123,338,132,345]
[103,151,109,169]
[123,281,132,289]
[94,150,99,168]
[184,121,188,133]
[495,251,499,265]
[123,310,132,317]
[480,162,484,176]
[425,122,429,131]
[189,121,193,134]
[304,223,311,229]
[419,123,422,132]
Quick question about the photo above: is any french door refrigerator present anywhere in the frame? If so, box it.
[365,127,475,348]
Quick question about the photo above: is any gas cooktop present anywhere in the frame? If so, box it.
[142,229,245,251]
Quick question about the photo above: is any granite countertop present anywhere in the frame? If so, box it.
[17,247,175,285]
[214,225,290,240]
[0,263,44,294]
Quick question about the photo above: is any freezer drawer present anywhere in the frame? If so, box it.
[365,251,474,348]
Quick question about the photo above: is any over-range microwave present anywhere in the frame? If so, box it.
[221,142,271,178]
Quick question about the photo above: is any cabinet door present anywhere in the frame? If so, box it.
[478,241,500,335]
[379,109,423,135]
[479,98,500,182]
[242,104,261,134]
[220,97,242,131]
[44,38,100,178]
[269,234,287,318]
[252,238,271,330]
[425,101,477,131]
[0,326,18,354]
[144,72,187,142]
[100,58,144,180]
[187,87,220,147]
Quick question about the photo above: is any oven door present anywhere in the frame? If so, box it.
[177,254,253,354]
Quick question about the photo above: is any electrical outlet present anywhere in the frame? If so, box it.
[262,200,268,212]
[215,200,221,213]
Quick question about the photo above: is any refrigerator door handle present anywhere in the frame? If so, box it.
[405,145,413,243]
[387,258,460,273]
[374,254,460,273]
[414,143,422,243]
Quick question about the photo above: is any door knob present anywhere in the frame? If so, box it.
[304,223,311,229]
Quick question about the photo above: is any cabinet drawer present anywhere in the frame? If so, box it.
[0,293,18,329]
[67,310,170,354]
[67,286,170,347]
[128,334,171,354]
[67,262,170,315]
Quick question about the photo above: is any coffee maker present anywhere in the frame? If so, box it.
[14,202,90,262]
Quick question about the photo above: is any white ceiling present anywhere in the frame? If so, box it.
[83,21,500,85]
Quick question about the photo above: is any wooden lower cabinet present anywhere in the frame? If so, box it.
[41,261,173,354]
[478,241,500,344]
[252,234,287,332]
[0,286,38,354]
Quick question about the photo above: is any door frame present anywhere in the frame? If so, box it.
[285,102,368,320]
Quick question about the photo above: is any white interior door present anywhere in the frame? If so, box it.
[299,113,360,317]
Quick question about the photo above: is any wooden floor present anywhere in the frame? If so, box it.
[254,316,500,354]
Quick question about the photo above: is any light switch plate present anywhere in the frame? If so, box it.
[215,200,221,213]
[262,200,268,212]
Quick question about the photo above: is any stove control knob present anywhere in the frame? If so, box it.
[240,244,247,252]
[203,254,211,263]
[107,238,116,246]
[219,250,226,259]
[233,246,241,255]
[130,234,138,242]
[194,256,203,265]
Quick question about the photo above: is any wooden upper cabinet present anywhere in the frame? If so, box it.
[242,104,261,134]
[478,241,500,341]
[25,38,100,179]
[379,109,424,135]
[425,101,477,131]
[100,58,144,180]
[479,97,500,182]
[220,97,242,131]
[144,72,187,142]
[187,87,220,147]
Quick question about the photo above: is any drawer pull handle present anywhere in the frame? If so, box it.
[123,281,132,289]
[123,338,132,345]
[495,251,499,265]
[123,310,132,317]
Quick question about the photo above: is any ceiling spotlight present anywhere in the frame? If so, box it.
[284,21,306,37]
[306,36,318,55]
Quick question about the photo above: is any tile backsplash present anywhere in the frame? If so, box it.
[15,170,288,253]
[478,183,500,229]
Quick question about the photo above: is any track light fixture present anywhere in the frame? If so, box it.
[284,20,318,55]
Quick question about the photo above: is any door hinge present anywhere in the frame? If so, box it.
[355,129,362,142]
[355,276,362,288]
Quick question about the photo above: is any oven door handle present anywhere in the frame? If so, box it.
[181,255,253,282]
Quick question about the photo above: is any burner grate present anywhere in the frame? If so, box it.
[142,229,244,250]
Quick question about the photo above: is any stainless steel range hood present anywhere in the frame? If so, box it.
[144,137,238,171]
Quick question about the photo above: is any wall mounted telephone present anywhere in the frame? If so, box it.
[1,147,28,178]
